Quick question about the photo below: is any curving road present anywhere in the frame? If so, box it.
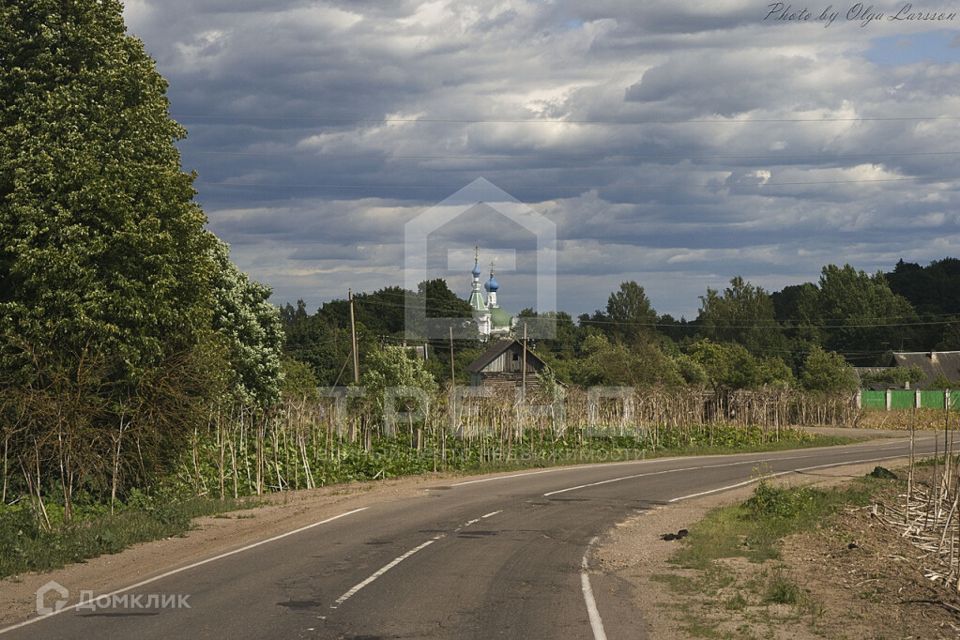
[0,434,940,640]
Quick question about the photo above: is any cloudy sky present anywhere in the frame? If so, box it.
[123,0,960,319]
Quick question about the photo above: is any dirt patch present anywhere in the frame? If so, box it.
[594,458,960,640]
[0,472,453,627]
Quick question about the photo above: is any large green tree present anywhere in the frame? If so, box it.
[1,0,216,380]
[886,258,960,349]
[697,276,784,356]
[0,0,281,515]
[580,281,659,346]
[815,265,918,363]
[799,346,858,394]
[573,334,682,387]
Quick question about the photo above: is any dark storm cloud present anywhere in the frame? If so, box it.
[123,0,960,317]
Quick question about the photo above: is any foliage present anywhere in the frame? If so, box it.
[756,356,795,389]
[0,0,217,383]
[599,281,659,345]
[573,334,682,387]
[859,365,925,389]
[418,277,474,319]
[815,264,918,364]
[209,240,285,407]
[886,258,960,316]
[673,353,708,386]
[799,346,858,394]
[687,340,792,391]
[280,356,320,402]
[356,346,438,424]
[887,259,960,350]
[0,0,285,518]
[698,276,785,355]
[280,279,474,385]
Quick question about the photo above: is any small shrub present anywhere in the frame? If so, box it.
[764,569,801,605]
[724,592,749,610]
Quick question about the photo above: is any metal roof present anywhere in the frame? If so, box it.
[891,351,960,387]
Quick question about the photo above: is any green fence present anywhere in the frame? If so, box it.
[890,390,915,409]
[861,389,958,410]
[920,390,946,409]
[861,390,887,411]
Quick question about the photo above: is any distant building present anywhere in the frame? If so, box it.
[892,351,960,388]
[466,338,547,392]
[857,351,960,389]
[466,247,517,340]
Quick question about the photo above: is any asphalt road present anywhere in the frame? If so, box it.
[1,434,943,640]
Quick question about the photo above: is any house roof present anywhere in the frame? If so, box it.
[466,338,547,374]
[892,351,960,386]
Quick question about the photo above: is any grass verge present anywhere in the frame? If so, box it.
[671,477,878,569]
[0,493,258,579]
[656,473,895,639]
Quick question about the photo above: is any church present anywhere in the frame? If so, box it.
[466,248,517,341]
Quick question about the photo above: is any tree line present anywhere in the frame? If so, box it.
[281,259,960,396]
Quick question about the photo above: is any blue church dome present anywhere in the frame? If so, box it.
[472,261,482,278]
[484,273,499,292]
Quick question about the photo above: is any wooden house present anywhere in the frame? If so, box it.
[466,338,547,392]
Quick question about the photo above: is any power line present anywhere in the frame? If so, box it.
[172,113,960,126]
[576,316,959,329]
[195,175,951,191]
[189,149,960,162]
[349,296,960,329]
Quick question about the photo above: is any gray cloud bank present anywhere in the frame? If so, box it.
[123,0,960,318]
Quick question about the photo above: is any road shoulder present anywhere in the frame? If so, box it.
[592,457,960,639]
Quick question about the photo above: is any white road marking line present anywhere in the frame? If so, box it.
[667,473,791,502]
[0,507,369,636]
[454,509,502,532]
[455,518,481,531]
[450,468,578,486]
[447,457,692,487]
[545,468,684,496]
[446,437,924,489]
[542,453,826,497]
[334,508,503,605]
[580,536,608,640]
[668,454,912,503]
[331,534,444,609]
[794,454,910,474]
[543,444,932,499]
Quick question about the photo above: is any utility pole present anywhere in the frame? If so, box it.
[449,325,456,386]
[348,288,360,384]
[449,325,456,437]
[521,322,528,403]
